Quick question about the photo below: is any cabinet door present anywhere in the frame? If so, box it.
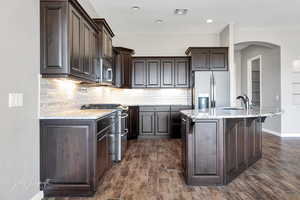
[40,121,94,191]
[90,31,99,81]
[122,54,132,88]
[139,112,155,136]
[161,59,174,88]
[113,52,122,87]
[107,36,112,58]
[171,112,181,138]
[96,133,108,184]
[246,118,262,166]
[102,30,108,58]
[210,48,228,71]
[81,20,92,77]
[69,4,82,75]
[40,2,68,74]
[147,59,161,87]
[187,120,224,185]
[155,111,170,136]
[132,59,147,88]
[175,58,190,88]
[191,49,210,71]
[128,106,139,139]
[181,117,188,177]
[254,118,262,159]
[225,119,247,183]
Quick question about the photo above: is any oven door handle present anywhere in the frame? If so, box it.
[97,133,106,141]
[121,113,128,119]
[121,129,128,137]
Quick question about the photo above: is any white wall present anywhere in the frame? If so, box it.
[0,0,40,199]
[219,24,236,105]
[235,27,300,137]
[113,33,220,56]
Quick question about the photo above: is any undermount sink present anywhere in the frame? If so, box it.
[221,107,245,111]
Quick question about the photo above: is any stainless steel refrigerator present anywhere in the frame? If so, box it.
[193,71,230,109]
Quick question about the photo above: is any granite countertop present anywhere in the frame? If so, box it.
[180,107,282,121]
[40,109,117,120]
[122,103,192,107]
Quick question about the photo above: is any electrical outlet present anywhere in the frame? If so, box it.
[8,93,23,107]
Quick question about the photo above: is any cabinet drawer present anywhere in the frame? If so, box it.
[170,105,192,112]
[139,106,170,112]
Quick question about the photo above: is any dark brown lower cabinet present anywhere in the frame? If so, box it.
[139,106,171,137]
[246,118,263,166]
[182,116,264,186]
[171,105,192,138]
[225,119,247,183]
[96,129,110,183]
[139,111,155,136]
[127,106,139,139]
[40,113,115,197]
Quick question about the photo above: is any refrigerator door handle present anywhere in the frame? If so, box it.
[210,72,213,107]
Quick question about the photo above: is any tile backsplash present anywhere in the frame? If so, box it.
[40,79,192,114]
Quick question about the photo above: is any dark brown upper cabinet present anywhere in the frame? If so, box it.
[174,58,190,88]
[161,59,175,88]
[185,47,228,71]
[113,47,135,88]
[132,58,147,88]
[210,48,228,70]
[132,57,190,88]
[146,59,161,88]
[40,0,100,82]
[93,19,114,63]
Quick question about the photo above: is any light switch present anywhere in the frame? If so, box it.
[8,93,23,107]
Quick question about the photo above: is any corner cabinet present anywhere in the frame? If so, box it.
[185,47,228,71]
[40,0,100,82]
[132,57,190,88]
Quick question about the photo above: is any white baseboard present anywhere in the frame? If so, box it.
[262,128,281,137]
[30,191,43,200]
[281,133,300,138]
[263,128,300,138]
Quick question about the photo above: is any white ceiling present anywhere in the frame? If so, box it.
[89,0,300,34]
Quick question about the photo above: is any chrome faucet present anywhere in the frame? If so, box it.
[237,95,250,110]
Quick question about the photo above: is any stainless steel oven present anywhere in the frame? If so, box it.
[81,104,128,162]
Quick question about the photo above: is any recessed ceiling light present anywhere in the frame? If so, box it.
[174,9,188,15]
[131,6,140,11]
[206,19,213,24]
[155,19,164,24]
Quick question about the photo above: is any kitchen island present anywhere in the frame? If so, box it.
[180,107,281,186]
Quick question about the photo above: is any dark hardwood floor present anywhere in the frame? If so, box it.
[49,133,300,200]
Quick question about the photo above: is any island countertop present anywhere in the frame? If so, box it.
[180,107,282,121]
[39,109,118,120]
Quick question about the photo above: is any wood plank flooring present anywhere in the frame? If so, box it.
[50,133,300,200]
